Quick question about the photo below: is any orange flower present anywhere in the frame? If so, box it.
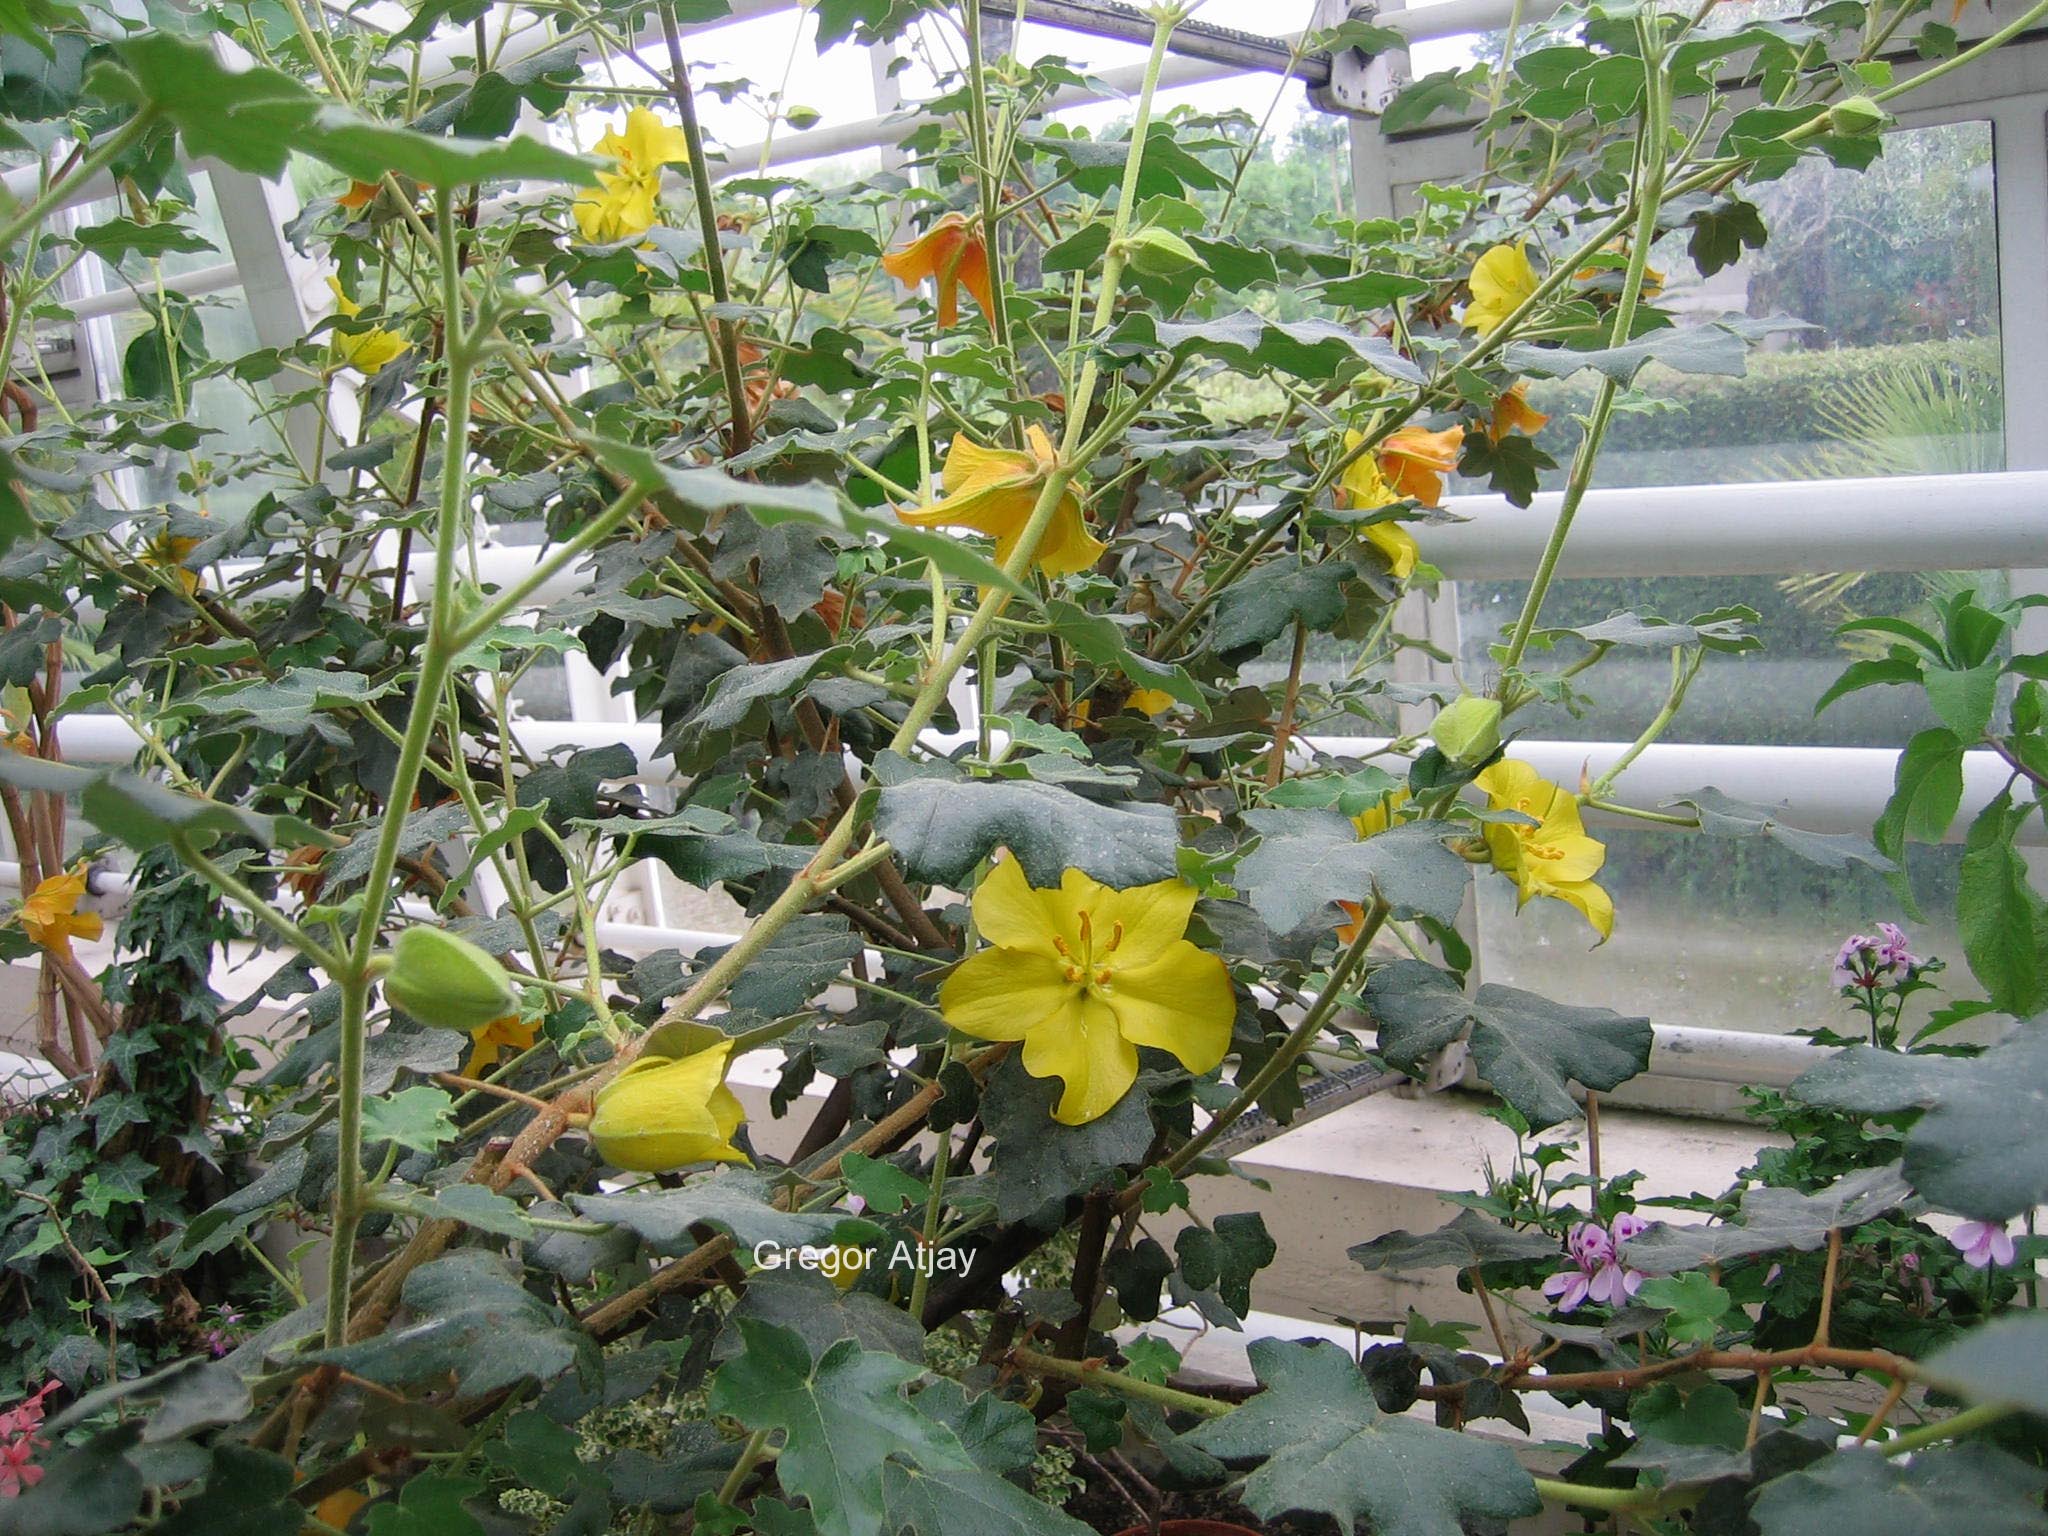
[464,1013,539,1079]
[897,427,1105,577]
[19,867,101,959]
[338,181,379,209]
[1488,383,1549,443]
[1380,425,1465,507]
[882,212,994,330]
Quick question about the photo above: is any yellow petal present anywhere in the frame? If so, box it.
[1126,688,1177,716]
[1554,876,1615,940]
[969,855,1061,956]
[1338,431,1394,511]
[1102,941,1234,1075]
[1032,490,1107,578]
[589,1042,749,1171]
[1021,994,1140,1126]
[1464,241,1540,335]
[620,106,690,171]
[941,432,1031,499]
[940,946,1077,1039]
[1363,521,1418,580]
[1092,876,1202,970]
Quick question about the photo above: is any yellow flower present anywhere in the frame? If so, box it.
[1126,687,1178,716]
[897,427,1107,578]
[941,858,1234,1126]
[464,1013,538,1079]
[1380,425,1465,508]
[882,212,995,330]
[1473,759,1614,940]
[1338,433,1418,580]
[143,528,203,595]
[1489,382,1549,443]
[573,107,689,244]
[588,1038,749,1171]
[325,278,408,376]
[19,867,102,960]
[1463,241,1540,335]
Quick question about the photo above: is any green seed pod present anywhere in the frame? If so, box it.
[380,925,519,1032]
[1121,227,1208,277]
[1829,96,1890,136]
[1429,694,1504,767]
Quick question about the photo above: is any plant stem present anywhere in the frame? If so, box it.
[657,0,752,455]
[1009,1347,1230,1418]
[0,111,156,253]
[1499,15,1668,675]
[1881,1400,2011,1456]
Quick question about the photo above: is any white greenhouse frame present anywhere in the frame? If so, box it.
[8,0,2048,1104]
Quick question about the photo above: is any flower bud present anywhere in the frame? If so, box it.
[1428,694,1503,766]
[1120,227,1208,277]
[588,1040,749,1172]
[1829,96,1889,136]
[379,925,519,1033]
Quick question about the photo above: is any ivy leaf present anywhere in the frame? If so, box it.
[708,1321,971,1536]
[1455,431,1553,508]
[1110,311,1424,385]
[1663,787,1895,873]
[1175,1213,1275,1320]
[1684,196,1769,277]
[1751,1444,2048,1536]
[1347,1208,1560,1273]
[1622,1164,1911,1271]
[307,1252,590,1397]
[1236,809,1469,933]
[872,769,1180,889]
[1636,1272,1731,1345]
[575,1169,877,1254]
[1211,560,1357,658]
[1788,1026,2048,1219]
[1179,1338,1541,1536]
[1364,961,1652,1130]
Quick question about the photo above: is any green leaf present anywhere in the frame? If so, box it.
[1347,1207,1560,1273]
[840,1152,929,1214]
[1664,787,1895,872]
[1502,322,1779,387]
[1109,311,1424,386]
[307,1251,590,1396]
[1175,1213,1276,1318]
[300,106,598,188]
[590,439,1027,598]
[404,1183,535,1238]
[1211,560,1357,657]
[1041,599,1203,707]
[1236,809,1469,933]
[362,1085,458,1153]
[1924,660,2000,739]
[1752,1444,2048,1536]
[1874,727,1966,861]
[1918,1313,2048,1418]
[1364,960,1652,1130]
[92,35,319,177]
[68,217,217,261]
[958,1056,1156,1223]
[1543,607,1760,654]
[723,1269,927,1364]
[1179,1338,1541,1536]
[1621,1163,1911,1271]
[1814,656,1925,716]
[1788,1025,2048,1220]
[1958,796,2048,1015]
[1685,196,1769,278]
[883,1380,1095,1536]
[74,770,321,853]
[872,768,1180,889]
[1636,1272,1731,1345]
[575,1169,876,1254]
[185,667,393,734]
[708,1321,971,1536]
[154,1445,297,1536]
[704,913,863,1014]
[362,1473,487,1536]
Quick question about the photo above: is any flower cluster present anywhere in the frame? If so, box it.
[0,1382,55,1499]
[572,107,690,244]
[1543,1213,1648,1312]
[1832,922,1921,990]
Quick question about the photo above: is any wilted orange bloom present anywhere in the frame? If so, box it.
[898,427,1105,577]
[19,867,101,959]
[1380,426,1466,507]
[1489,383,1549,443]
[338,180,379,209]
[882,213,994,329]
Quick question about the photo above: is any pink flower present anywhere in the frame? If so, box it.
[0,1382,56,1499]
[1833,925,1920,989]
[1950,1220,2015,1269]
[1543,1219,1645,1313]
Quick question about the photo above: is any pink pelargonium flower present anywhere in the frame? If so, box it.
[0,1381,57,1499]
[1542,1219,1646,1313]
[1950,1219,2016,1270]
[1833,924,1920,989]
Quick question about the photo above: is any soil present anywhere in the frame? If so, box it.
[1063,1456,1340,1536]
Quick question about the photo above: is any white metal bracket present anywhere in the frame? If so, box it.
[1309,0,1408,117]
